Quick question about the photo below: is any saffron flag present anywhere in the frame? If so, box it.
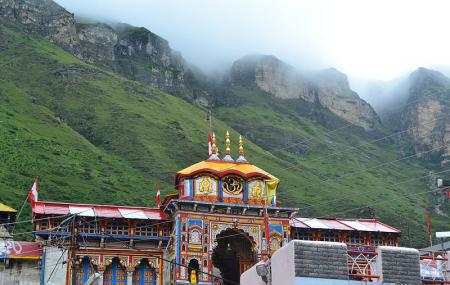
[155,181,161,208]
[28,176,38,211]
[265,178,279,206]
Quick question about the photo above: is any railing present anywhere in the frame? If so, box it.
[347,244,379,281]
[420,250,450,284]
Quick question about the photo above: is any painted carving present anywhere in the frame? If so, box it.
[190,230,202,245]
[195,176,217,196]
[251,180,264,199]
[222,176,243,195]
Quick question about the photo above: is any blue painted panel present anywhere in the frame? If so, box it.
[190,178,194,201]
[218,178,223,202]
[188,219,203,228]
[269,225,283,234]
[243,182,248,204]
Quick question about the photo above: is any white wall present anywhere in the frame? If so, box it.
[43,246,68,285]
[0,259,41,285]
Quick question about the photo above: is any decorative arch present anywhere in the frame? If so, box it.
[74,256,97,285]
[103,257,127,285]
[211,223,259,251]
[132,258,156,285]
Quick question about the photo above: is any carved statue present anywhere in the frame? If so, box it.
[190,269,197,283]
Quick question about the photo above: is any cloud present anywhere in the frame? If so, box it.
[55,0,450,81]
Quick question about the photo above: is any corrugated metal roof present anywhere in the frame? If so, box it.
[34,201,167,220]
[290,217,400,234]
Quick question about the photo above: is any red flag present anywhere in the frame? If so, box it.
[426,208,432,245]
[28,176,38,211]
[155,181,161,208]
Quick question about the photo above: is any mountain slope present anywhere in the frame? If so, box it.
[0,10,448,246]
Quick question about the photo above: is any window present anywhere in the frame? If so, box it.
[346,234,364,245]
[319,232,339,242]
[40,220,49,231]
[371,236,384,246]
[106,221,129,236]
[386,239,396,246]
[135,223,157,237]
[294,231,313,241]
[78,220,97,234]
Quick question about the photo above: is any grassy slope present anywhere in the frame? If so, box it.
[214,87,449,247]
[0,20,447,246]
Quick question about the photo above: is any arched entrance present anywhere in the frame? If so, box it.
[132,258,156,285]
[212,228,256,285]
[104,257,127,285]
[74,256,97,285]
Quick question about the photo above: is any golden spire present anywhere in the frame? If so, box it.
[225,130,231,155]
[239,135,245,156]
[212,132,217,154]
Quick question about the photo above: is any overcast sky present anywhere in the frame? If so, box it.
[55,0,450,81]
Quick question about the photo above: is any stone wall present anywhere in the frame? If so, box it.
[377,246,421,285]
[242,241,424,285]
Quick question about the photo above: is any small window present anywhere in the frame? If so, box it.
[105,221,129,236]
[295,231,313,241]
[135,222,157,237]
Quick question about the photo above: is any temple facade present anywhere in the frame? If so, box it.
[32,132,401,285]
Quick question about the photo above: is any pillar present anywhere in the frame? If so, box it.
[97,270,104,285]
[126,268,134,285]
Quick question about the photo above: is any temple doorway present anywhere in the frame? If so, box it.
[212,228,256,285]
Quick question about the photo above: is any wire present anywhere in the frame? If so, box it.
[301,168,450,211]
[11,193,29,234]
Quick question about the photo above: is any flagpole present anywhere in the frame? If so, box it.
[426,208,433,247]
[264,186,271,255]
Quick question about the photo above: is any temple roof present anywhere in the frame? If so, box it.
[175,160,277,181]
[34,201,167,220]
[290,217,400,234]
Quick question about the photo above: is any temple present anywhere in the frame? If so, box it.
[32,132,402,285]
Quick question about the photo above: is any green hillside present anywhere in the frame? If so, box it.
[0,19,447,247]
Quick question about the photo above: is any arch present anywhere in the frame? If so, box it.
[103,257,126,285]
[132,258,156,285]
[74,256,97,285]
[188,259,200,284]
[212,228,257,285]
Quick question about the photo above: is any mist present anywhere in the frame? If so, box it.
[55,0,450,104]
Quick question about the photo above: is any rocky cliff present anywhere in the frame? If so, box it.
[400,68,450,165]
[230,55,380,130]
[0,0,190,97]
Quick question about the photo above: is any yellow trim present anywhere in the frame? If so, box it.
[0,203,17,212]
[10,256,41,260]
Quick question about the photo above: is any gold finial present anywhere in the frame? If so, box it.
[212,133,217,154]
[239,135,244,156]
[225,131,231,155]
